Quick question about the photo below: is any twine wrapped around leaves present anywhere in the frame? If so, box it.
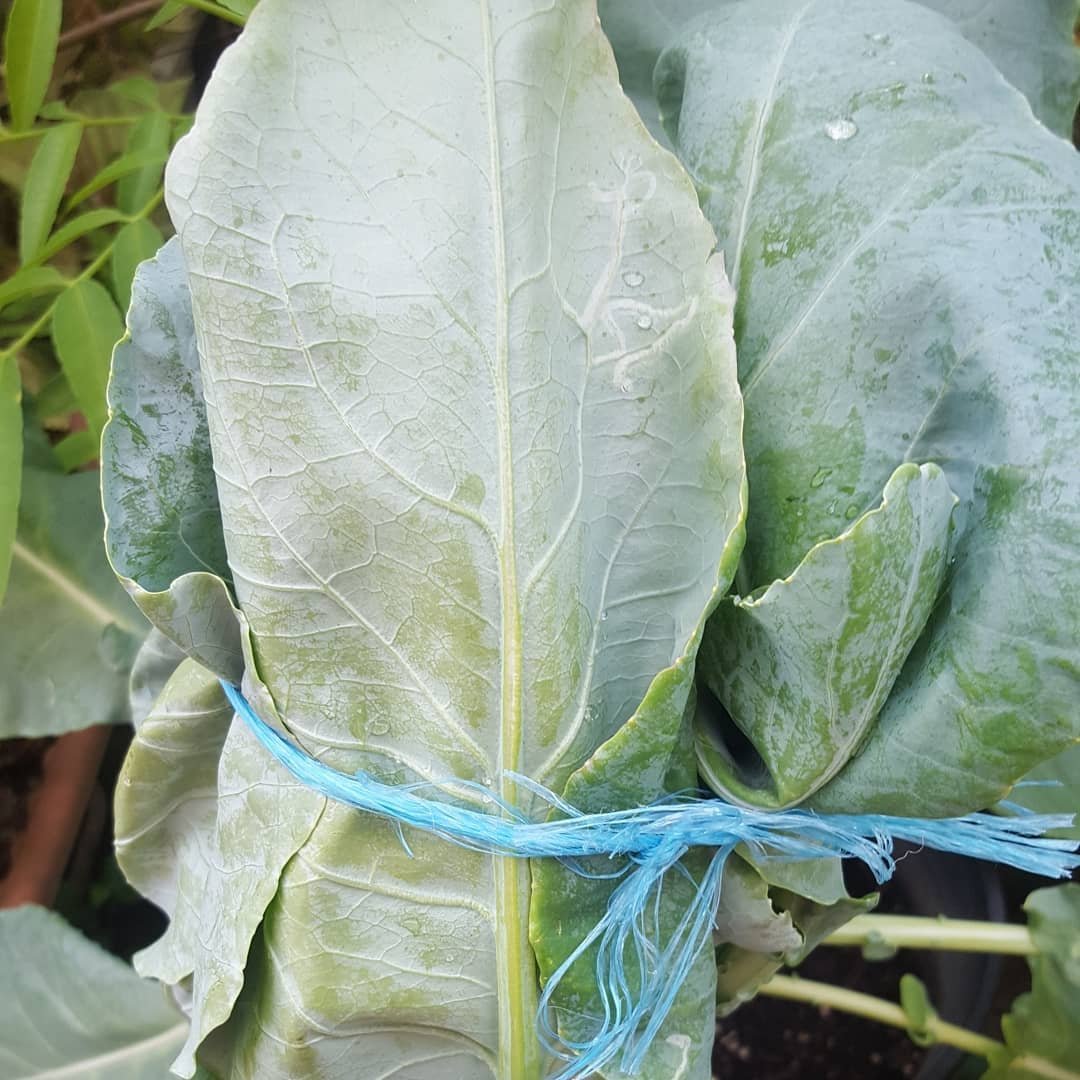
[222,681,1080,1080]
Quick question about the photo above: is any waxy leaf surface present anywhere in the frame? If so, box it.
[119,0,747,1074]
[632,0,1080,814]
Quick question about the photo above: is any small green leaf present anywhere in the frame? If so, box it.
[19,122,82,263]
[32,371,76,421]
[0,361,21,602]
[64,147,169,212]
[54,428,99,471]
[0,265,66,312]
[117,111,172,215]
[899,974,937,1047]
[51,279,124,438]
[110,76,160,108]
[145,0,188,31]
[111,219,164,312]
[2,0,62,131]
[27,208,126,266]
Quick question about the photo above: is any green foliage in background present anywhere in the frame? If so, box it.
[0,0,246,736]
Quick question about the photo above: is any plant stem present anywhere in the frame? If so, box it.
[823,914,1036,955]
[57,0,162,47]
[758,975,1080,1080]
[0,187,164,366]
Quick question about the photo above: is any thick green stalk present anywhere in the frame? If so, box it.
[823,914,1036,955]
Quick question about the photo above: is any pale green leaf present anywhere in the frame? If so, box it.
[0,265,66,311]
[598,0,1080,140]
[116,658,324,1075]
[0,361,20,601]
[65,147,169,213]
[127,627,187,729]
[639,0,1080,815]
[102,237,241,681]
[139,0,746,1075]
[27,207,127,266]
[111,219,165,312]
[697,463,958,808]
[0,905,187,1078]
[917,0,1080,138]
[2,0,61,131]
[19,122,82,263]
[0,423,146,737]
[117,112,172,215]
[714,862,876,1011]
[51,278,124,438]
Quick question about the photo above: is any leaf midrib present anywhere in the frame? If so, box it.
[13,1021,187,1080]
[478,0,540,1075]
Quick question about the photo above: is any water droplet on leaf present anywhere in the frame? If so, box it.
[921,72,935,85]
[635,313,653,330]
[622,269,645,288]
[825,118,858,142]
[845,504,860,520]
[810,466,832,488]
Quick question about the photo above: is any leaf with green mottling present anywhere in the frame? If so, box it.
[0,420,146,738]
[626,0,1080,816]
[112,0,747,1075]
[51,278,124,439]
[697,463,958,808]
[0,905,188,1078]
[115,657,324,1075]
[102,237,241,682]
[598,0,1080,141]
[19,122,82,263]
[2,0,61,131]
[916,0,1080,138]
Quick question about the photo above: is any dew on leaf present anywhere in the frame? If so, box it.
[845,504,860,520]
[622,269,645,288]
[635,313,653,330]
[825,118,858,142]
[810,466,832,488]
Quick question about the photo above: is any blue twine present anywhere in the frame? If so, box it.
[221,682,1079,1079]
